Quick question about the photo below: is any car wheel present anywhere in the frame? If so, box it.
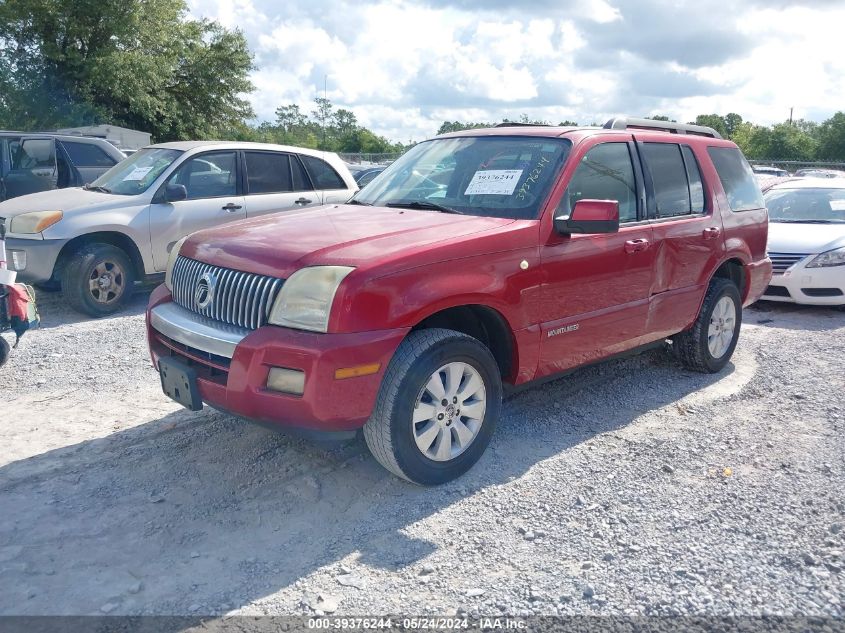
[61,243,136,317]
[363,328,502,485]
[0,336,9,368]
[673,277,742,373]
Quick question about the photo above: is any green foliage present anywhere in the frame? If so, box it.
[694,114,729,138]
[0,0,254,141]
[816,112,845,161]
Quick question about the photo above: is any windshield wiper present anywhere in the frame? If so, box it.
[84,184,111,193]
[385,200,464,215]
[347,199,372,205]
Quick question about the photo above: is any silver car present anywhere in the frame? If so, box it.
[0,141,358,316]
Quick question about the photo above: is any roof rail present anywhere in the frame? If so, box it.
[603,117,723,140]
[495,122,550,127]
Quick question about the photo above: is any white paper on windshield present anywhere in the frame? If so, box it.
[464,169,522,195]
[122,166,154,181]
[830,200,845,211]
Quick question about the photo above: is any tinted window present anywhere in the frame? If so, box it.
[245,152,292,194]
[169,152,237,200]
[641,143,690,217]
[291,156,312,191]
[62,141,117,167]
[707,147,765,212]
[559,143,637,222]
[682,146,705,213]
[300,155,346,190]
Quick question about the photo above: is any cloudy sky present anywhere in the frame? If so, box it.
[187,0,845,143]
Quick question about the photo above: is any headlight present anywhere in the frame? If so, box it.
[9,210,63,234]
[164,236,188,290]
[268,266,354,332]
[806,246,845,268]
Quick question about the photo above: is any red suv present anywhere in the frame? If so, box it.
[147,118,772,485]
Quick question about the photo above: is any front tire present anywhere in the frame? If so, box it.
[673,277,742,373]
[363,328,502,485]
[61,244,136,317]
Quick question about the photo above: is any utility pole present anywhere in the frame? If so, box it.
[789,107,794,125]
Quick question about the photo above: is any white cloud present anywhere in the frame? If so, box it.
[187,0,845,142]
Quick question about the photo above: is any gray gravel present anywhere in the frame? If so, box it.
[0,290,843,616]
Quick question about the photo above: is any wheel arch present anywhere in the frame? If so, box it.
[710,257,748,302]
[52,231,145,284]
[410,303,517,383]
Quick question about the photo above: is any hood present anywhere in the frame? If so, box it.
[0,187,139,219]
[768,221,845,254]
[184,204,519,278]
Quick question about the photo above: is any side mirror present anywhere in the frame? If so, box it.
[164,184,187,203]
[555,199,620,234]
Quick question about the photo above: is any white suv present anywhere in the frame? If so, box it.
[0,141,358,316]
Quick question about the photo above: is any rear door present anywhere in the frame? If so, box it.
[299,154,355,204]
[149,150,245,270]
[60,140,120,185]
[4,137,58,199]
[241,150,317,218]
[538,140,656,376]
[634,138,725,337]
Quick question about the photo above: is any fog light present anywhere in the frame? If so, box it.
[266,367,305,395]
[9,250,26,271]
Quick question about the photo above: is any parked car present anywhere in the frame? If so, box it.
[751,164,789,178]
[354,166,386,187]
[793,168,845,178]
[0,142,358,316]
[147,117,772,485]
[0,132,125,201]
[760,178,845,307]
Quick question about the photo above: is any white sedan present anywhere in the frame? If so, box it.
[762,178,845,307]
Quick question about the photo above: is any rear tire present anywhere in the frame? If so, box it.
[0,337,9,368]
[61,244,136,317]
[673,277,742,373]
[363,328,502,485]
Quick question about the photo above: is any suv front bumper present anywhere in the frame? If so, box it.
[146,285,409,432]
[4,237,67,284]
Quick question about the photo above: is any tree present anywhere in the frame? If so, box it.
[694,114,728,138]
[0,0,254,140]
[436,121,490,135]
[724,113,743,139]
[816,112,845,161]
[275,104,307,133]
[646,115,676,122]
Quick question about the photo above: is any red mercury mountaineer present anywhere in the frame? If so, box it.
[147,118,772,485]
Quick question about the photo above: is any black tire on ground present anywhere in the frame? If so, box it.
[61,243,136,317]
[673,277,742,373]
[0,336,9,368]
[363,328,502,486]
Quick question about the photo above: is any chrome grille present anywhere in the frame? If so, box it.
[768,252,810,274]
[170,256,284,330]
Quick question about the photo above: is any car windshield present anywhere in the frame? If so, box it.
[765,188,845,223]
[352,136,572,220]
[88,148,183,195]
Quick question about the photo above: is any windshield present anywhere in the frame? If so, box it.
[765,188,845,223]
[352,136,572,220]
[88,148,183,195]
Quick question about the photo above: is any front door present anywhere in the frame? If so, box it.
[538,141,656,377]
[4,138,58,199]
[149,151,246,270]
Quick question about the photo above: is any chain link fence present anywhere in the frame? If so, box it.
[339,152,402,165]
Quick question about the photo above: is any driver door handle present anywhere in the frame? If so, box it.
[295,197,313,205]
[222,203,242,212]
[624,238,650,254]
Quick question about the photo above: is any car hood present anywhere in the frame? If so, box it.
[768,221,845,254]
[0,187,138,219]
[184,204,518,278]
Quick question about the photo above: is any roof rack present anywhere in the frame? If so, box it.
[494,122,550,127]
[603,117,723,140]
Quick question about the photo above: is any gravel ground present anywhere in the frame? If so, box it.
[0,290,843,617]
